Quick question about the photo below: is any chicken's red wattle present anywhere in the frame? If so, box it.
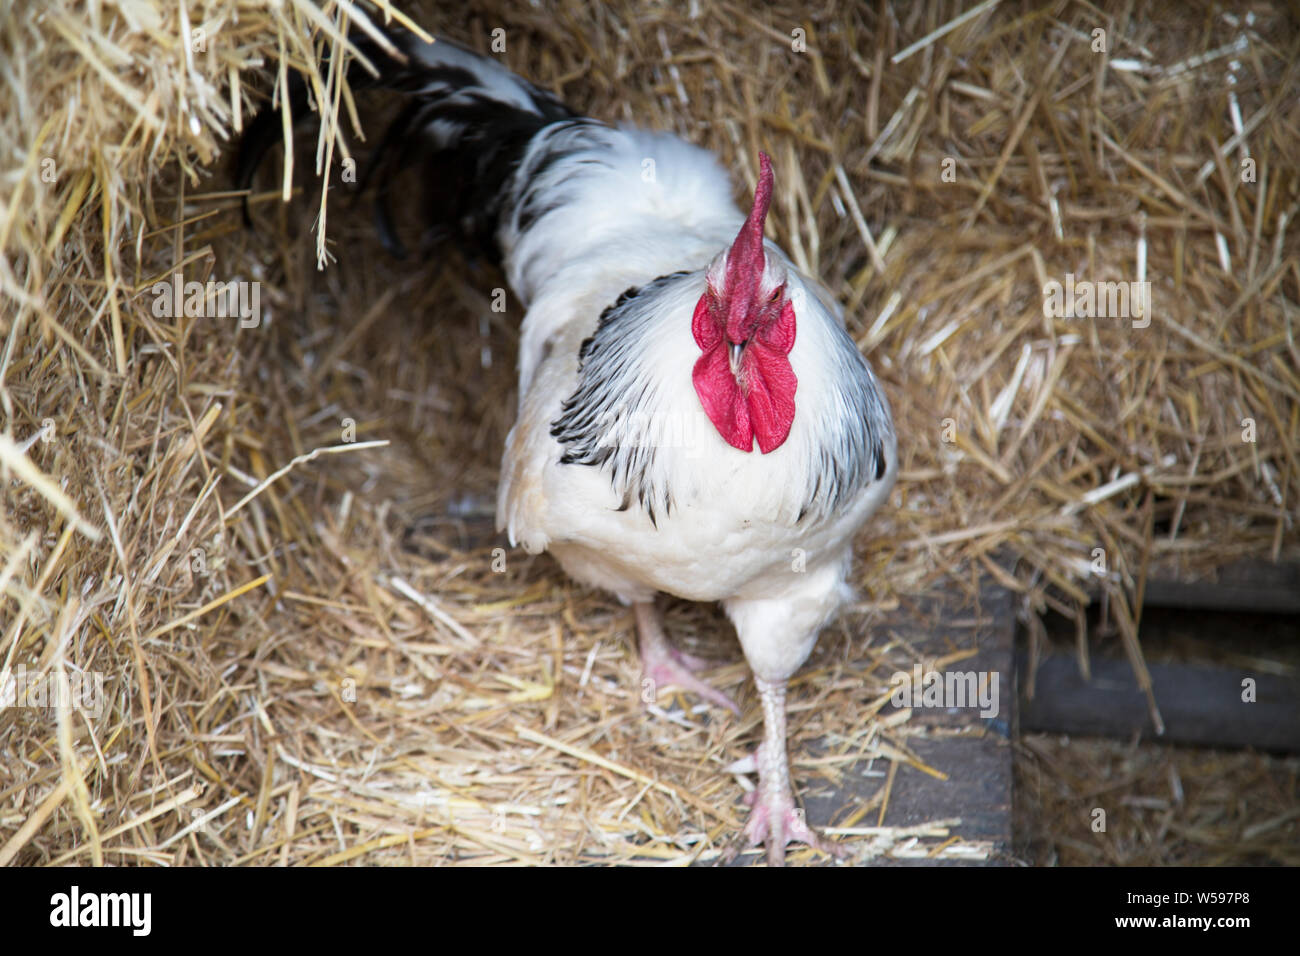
[692,298,797,453]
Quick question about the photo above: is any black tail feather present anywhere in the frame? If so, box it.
[235,25,579,265]
[234,71,312,227]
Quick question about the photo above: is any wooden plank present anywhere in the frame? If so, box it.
[809,579,1015,865]
[1128,561,1298,614]
[1019,652,1300,751]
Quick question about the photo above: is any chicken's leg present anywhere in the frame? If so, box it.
[635,601,739,715]
[743,677,846,865]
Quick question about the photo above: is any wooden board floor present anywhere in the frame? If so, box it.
[728,581,1017,866]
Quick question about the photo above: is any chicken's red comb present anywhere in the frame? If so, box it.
[724,152,774,293]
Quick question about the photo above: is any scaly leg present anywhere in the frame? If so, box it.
[742,677,846,865]
[634,601,739,715]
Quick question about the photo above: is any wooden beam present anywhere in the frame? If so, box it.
[1019,653,1300,752]
[1143,561,1300,614]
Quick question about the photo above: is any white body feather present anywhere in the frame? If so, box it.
[494,126,896,682]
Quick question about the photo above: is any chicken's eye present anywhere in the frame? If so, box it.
[767,287,782,302]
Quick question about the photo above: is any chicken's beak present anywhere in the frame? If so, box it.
[728,340,746,376]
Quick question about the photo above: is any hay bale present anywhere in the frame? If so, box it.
[1,0,1296,865]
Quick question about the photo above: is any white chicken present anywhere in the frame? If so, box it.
[242,23,897,864]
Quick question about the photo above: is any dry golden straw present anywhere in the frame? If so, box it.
[1,0,1295,866]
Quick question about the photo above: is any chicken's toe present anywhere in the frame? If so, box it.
[742,786,846,865]
[635,601,739,714]
[641,653,740,715]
